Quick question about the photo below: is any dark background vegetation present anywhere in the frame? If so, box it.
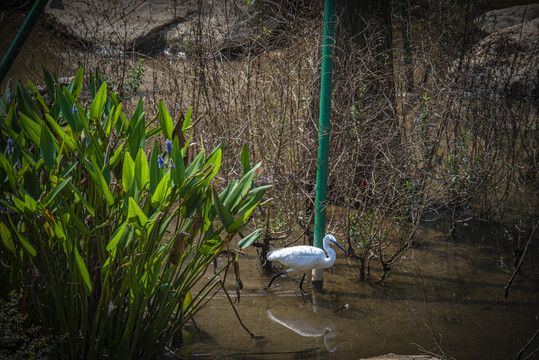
[1,0,538,358]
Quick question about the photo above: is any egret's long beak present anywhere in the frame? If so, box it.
[331,239,349,255]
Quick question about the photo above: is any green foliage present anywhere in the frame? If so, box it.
[349,210,384,255]
[0,68,267,359]
[0,292,64,360]
[126,58,145,96]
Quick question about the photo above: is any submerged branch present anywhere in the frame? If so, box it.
[504,220,538,301]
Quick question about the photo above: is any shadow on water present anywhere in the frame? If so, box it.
[179,220,538,360]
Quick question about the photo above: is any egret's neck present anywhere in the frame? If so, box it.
[323,248,337,267]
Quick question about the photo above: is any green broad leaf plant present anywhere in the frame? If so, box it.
[0,68,268,359]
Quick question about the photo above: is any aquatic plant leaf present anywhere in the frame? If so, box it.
[67,183,95,217]
[18,112,41,146]
[213,186,234,229]
[106,221,127,253]
[0,153,17,192]
[45,113,75,151]
[224,162,260,211]
[90,81,107,121]
[240,144,250,176]
[23,194,37,215]
[106,103,122,137]
[186,149,205,178]
[40,122,56,171]
[42,176,71,207]
[151,172,171,209]
[42,65,56,101]
[182,106,192,131]
[108,142,124,170]
[158,100,173,140]
[127,197,148,228]
[234,184,271,215]
[149,142,161,194]
[71,67,84,99]
[74,247,92,295]
[171,138,186,187]
[0,221,16,255]
[238,228,263,249]
[200,238,221,255]
[57,89,78,133]
[93,157,114,207]
[227,199,258,233]
[135,148,150,191]
[183,291,192,312]
[122,152,135,192]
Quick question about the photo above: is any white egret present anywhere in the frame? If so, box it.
[266,234,348,291]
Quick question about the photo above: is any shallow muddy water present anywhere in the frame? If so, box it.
[177,220,538,359]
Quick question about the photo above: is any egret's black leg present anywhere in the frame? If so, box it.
[298,273,307,291]
[267,271,286,289]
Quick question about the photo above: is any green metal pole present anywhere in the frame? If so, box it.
[0,0,50,85]
[312,0,335,289]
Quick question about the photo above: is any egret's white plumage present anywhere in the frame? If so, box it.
[266,234,347,290]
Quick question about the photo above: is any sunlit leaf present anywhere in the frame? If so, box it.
[127,197,148,228]
[224,162,261,211]
[109,142,124,170]
[122,151,135,192]
[212,186,233,229]
[200,238,221,255]
[182,106,192,130]
[183,291,192,312]
[227,199,258,233]
[106,221,127,253]
[185,149,205,178]
[45,113,75,151]
[106,103,122,137]
[90,81,107,121]
[240,144,250,176]
[135,148,149,191]
[234,184,271,215]
[151,172,171,209]
[158,100,174,140]
[238,228,263,249]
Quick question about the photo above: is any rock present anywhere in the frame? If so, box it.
[476,4,539,34]
[466,10,539,99]
[43,0,259,56]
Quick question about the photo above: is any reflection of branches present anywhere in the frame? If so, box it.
[503,220,538,301]
[516,327,539,360]
[411,324,455,360]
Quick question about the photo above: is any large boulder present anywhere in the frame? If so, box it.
[476,4,539,34]
[44,0,254,56]
[467,6,539,99]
